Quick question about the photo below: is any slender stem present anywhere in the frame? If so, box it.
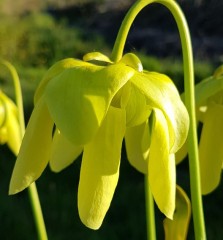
[0,60,48,240]
[111,0,206,239]
[145,175,156,240]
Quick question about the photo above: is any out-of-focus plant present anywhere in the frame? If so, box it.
[0,60,48,240]
[193,65,223,195]
[0,12,108,67]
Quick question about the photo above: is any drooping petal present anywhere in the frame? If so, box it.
[45,63,134,145]
[199,102,223,194]
[163,185,191,240]
[0,91,21,154]
[125,121,149,174]
[49,129,83,172]
[175,141,188,165]
[194,76,223,107]
[78,106,126,230]
[124,82,152,127]
[9,97,54,194]
[149,108,176,219]
[34,58,94,104]
[131,71,189,153]
[5,105,21,155]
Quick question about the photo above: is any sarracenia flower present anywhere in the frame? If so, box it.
[0,90,21,155]
[9,52,189,229]
[193,65,223,194]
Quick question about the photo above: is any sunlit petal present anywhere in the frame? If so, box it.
[83,52,112,63]
[125,121,149,173]
[149,108,176,219]
[199,102,223,194]
[163,185,191,240]
[9,97,54,194]
[78,107,126,229]
[131,71,189,153]
[125,83,152,127]
[34,58,94,104]
[45,63,134,145]
[49,129,83,172]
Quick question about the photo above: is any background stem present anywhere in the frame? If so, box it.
[111,0,206,239]
[145,174,156,240]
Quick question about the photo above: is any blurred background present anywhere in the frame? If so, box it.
[0,0,222,239]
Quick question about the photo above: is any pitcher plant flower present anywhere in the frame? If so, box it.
[9,52,189,229]
[0,90,21,155]
[193,65,223,195]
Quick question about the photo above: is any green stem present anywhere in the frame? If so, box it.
[145,175,156,240]
[0,60,48,240]
[111,0,206,239]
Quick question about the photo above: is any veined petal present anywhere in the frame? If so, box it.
[199,102,223,194]
[9,97,54,194]
[149,108,176,219]
[163,185,191,240]
[125,121,149,174]
[34,58,94,104]
[45,63,134,145]
[131,71,189,153]
[49,129,83,172]
[78,107,126,230]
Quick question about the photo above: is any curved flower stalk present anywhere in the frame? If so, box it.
[0,90,21,155]
[193,65,223,194]
[9,52,189,230]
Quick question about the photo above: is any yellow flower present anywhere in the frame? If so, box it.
[0,90,21,155]
[9,52,189,229]
[194,65,223,194]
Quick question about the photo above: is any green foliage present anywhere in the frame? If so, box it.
[0,12,109,68]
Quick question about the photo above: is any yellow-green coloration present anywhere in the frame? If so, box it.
[9,52,189,229]
[193,65,223,194]
[163,185,191,240]
[0,90,21,155]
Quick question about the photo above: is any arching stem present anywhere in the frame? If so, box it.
[111,1,206,239]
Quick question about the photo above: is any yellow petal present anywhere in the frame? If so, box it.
[4,96,21,155]
[45,63,134,145]
[149,108,176,219]
[49,129,83,172]
[131,71,189,153]
[125,121,149,174]
[78,107,126,229]
[5,109,21,155]
[34,58,93,104]
[125,83,152,127]
[175,141,188,165]
[9,97,54,194]
[83,52,112,63]
[199,102,223,194]
[163,185,191,240]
